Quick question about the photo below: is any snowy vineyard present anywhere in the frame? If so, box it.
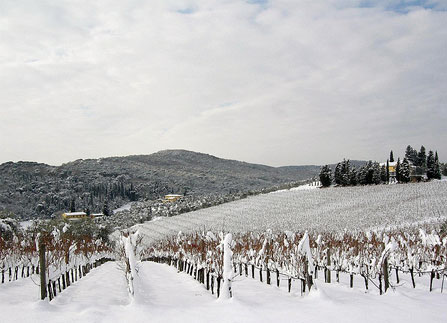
[0,221,114,300]
[2,181,447,304]
[135,181,447,244]
[144,227,447,296]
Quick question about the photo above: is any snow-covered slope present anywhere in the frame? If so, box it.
[135,181,447,244]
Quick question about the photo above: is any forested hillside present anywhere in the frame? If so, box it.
[0,150,321,220]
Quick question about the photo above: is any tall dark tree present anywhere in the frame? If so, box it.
[357,165,367,185]
[386,159,390,183]
[395,158,401,182]
[434,151,441,180]
[334,162,342,185]
[417,146,427,168]
[340,159,351,186]
[389,151,394,163]
[89,193,94,208]
[380,164,387,183]
[372,162,382,184]
[70,198,76,212]
[319,165,332,187]
[405,145,418,165]
[399,158,411,183]
[350,167,358,186]
[426,150,436,179]
[103,200,110,216]
[363,161,375,184]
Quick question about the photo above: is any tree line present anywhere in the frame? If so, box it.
[319,145,443,187]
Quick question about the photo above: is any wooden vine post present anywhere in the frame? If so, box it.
[382,257,389,293]
[326,248,331,283]
[39,241,47,300]
[430,270,435,292]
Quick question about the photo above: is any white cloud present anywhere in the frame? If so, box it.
[0,0,446,166]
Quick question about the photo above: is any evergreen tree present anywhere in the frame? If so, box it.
[389,151,394,163]
[70,198,76,212]
[386,159,390,183]
[399,158,411,183]
[340,159,351,186]
[426,150,435,179]
[319,165,332,187]
[417,146,427,168]
[334,162,342,185]
[357,165,367,185]
[434,151,441,180]
[365,161,374,184]
[405,145,418,165]
[380,164,387,183]
[89,193,94,208]
[350,167,358,186]
[372,162,382,184]
[395,158,401,182]
[103,200,110,216]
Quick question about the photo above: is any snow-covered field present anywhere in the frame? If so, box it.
[1,261,446,323]
[2,182,447,322]
[135,181,447,244]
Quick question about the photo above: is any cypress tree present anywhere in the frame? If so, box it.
[103,200,110,216]
[434,151,441,180]
[70,198,76,212]
[389,151,394,163]
[396,158,401,182]
[427,150,435,179]
[386,159,390,183]
[417,146,427,169]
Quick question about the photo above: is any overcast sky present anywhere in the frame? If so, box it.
[1,0,446,167]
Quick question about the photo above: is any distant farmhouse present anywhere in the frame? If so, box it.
[381,160,426,183]
[62,212,104,220]
[163,194,183,203]
[380,161,398,183]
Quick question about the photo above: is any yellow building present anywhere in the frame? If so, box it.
[163,194,183,203]
[388,161,397,177]
[62,212,88,220]
[381,161,397,183]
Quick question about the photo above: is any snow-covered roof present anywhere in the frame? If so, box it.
[380,162,397,167]
[64,212,87,216]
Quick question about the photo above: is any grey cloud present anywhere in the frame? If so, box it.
[0,0,446,166]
